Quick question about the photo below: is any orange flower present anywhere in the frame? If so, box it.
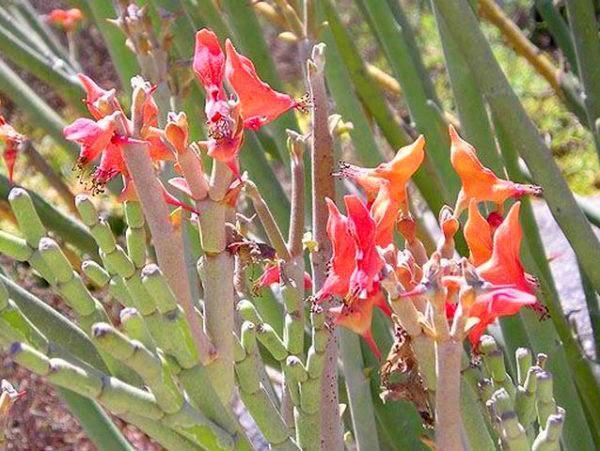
[449,125,541,213]
[369,182,401,248]
[330,295,381,359]
[464,200,493,266]
[47,9,83,32]
[336,135,425,206]
[478,202,537,294]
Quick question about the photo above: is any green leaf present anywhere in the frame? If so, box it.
[357,0,460,196]
[77,0,138,91]
[59,389,134,451]
[565,0,600,159]
[432,0,600,299]
[0,59,78,157]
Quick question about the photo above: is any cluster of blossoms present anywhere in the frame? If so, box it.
[193,28,305,177]
[313,126,544,357]
[61,23,544,361]
[64,27,304,201]
[45,8,83,32]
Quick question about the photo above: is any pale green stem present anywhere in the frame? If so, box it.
[235,323,298,448]
[196,160,236,404]
[121,140,214,364]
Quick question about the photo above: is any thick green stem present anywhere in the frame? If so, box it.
[122,141,214,364]
[196,161,236,404]
[235,323,298,448]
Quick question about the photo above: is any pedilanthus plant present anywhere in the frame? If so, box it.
[0,14,570,451]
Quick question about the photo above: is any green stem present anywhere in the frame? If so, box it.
[122,140,214,364]
[358,0,459,197]
[565,0,600,160]
[339,329,381,450]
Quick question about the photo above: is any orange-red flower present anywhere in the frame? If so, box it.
[369,182,400,248]
[65,75,173,193]
[193,29,226,102]
[0,116,25,182]
[345,195,385,298]
[225,40,297,130]
[449,125,541,213]
[78,74,122,121]
[330,294,381,359]
[316,199,356,302]
[464,200,493,266]
[478,202,537,294]
[465,286,537,348]
[47,8,83,32]
[193,29,300,176]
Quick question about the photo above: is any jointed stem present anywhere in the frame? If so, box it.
[122,141,214,365]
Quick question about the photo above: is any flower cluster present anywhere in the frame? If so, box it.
[193,28,305,177]
[46,8,83,32]
[64,75,172,196]
[64,27,301,209]
[323,127,544,355]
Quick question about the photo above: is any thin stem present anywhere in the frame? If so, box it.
[287,131,306,258]
[307,43,343,450]
[245,180,291,261]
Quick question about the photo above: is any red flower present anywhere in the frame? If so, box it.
[316,198,357,301]
[66,76,173,193]
[193,29,226,101]
[253,264,313,292]
[449,125,541,213]
[0,117,25,182]
[330,294,381,359]
[465,286,537,348]
[478,202,537,294]
[225,40,297,130]
[344,195,385,298]
[193,29,300,176]
[47,8,83,32]
[64,114,118,167]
